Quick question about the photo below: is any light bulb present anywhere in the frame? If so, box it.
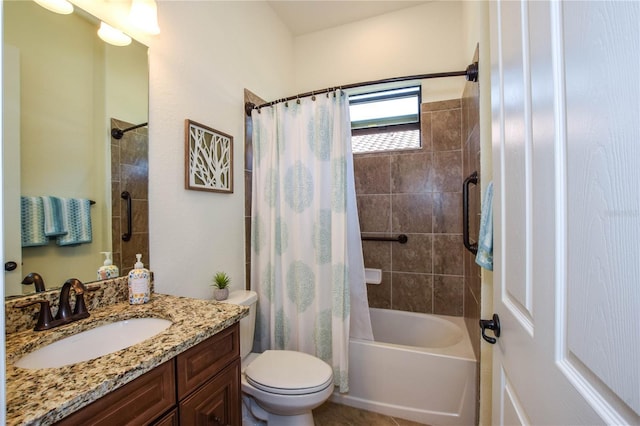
[128,0,160,35]
[33,0,74,15]
[97,22,132,47]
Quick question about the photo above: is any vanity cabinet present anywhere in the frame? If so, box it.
[176,323,241,425]
[55,323,240,426]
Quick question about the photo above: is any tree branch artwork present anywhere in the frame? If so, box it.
[185,120,233,193]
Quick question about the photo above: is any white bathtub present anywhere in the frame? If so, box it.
[331,308,477,425]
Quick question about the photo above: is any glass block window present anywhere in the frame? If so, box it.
[349,86,421,153]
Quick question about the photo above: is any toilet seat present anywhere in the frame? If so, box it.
[245,350,333,396]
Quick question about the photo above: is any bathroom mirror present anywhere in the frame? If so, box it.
[3,1,149,296]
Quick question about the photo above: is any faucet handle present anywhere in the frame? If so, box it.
[15,300,55,331]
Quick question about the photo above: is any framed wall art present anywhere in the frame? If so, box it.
[185,119,233,193]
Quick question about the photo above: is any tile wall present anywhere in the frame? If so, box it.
[110,118,150,277]
[243,90,265,290]
[356,99,465,315]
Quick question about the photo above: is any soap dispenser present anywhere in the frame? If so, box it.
[128,254,150,304]
[97,252,119,280]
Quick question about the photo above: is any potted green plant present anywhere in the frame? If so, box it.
[212,271,231,301]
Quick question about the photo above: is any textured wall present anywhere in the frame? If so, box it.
[146,2,294,299]
[293,1,467,103]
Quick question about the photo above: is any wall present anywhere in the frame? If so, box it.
[146,1,294,299]
[293,1,467,103]
[355,99,466,315]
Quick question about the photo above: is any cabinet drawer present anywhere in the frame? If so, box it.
[152,408,178,426]
[179,359,241,426]
[176,322,239,399]
[56,360,176,426]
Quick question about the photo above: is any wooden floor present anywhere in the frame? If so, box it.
[313,401,428,426]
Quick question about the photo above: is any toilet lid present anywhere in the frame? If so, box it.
[245,350,333,396]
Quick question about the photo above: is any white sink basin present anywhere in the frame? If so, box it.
[14,318,172,369]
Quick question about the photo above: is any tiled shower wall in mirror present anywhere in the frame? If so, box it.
[111,118,150,277]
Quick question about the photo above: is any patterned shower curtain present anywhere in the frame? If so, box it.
[250,90,372,392]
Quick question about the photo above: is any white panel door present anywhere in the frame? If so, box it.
[3,44,22,295]
[490,1,640,424]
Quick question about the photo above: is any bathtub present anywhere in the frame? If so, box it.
[331,308,477,425]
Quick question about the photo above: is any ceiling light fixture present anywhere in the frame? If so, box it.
[97,22,132,47]
[33,0,74,15]
[128,0,160,35]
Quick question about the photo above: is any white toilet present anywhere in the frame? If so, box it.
[225,290,334,426]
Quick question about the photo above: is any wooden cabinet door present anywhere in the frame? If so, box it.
[179,360,241,426]
[152,408,179,426]
[176,323,239,400]
[56,360,176,426]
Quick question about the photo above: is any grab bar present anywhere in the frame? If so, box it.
[121,191,132,242]
[463,171,478,255]
[361,234,408,244]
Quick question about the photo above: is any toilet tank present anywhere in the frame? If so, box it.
[224,290,258,359]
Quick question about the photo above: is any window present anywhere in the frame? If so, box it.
[349,86,421,153]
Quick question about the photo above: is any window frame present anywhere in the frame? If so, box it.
[349,85,422,137]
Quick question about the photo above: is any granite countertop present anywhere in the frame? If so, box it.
[5,294,248,425]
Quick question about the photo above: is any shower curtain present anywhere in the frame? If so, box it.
[251,91,372,392]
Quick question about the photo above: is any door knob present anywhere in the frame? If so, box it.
[5,261,17,272]
[479,313,501,344]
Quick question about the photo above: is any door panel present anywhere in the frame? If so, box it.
[561,1,640,415]
[490,0,640,424]
[501,369,529,426]
[500,0,533,324]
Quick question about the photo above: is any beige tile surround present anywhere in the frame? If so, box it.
[356,98,465,316]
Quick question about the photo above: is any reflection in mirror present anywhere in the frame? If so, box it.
[3,1,149,296]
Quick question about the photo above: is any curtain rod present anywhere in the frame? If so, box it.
[111,122,148,140]
[245,62,478,116]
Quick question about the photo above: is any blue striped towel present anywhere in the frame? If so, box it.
[41,196,68,236]
[20,196,48,247]
[475,181,493,271]
[56,198,93,246]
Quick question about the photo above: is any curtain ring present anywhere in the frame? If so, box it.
[296,97,300,105]
[311,91,316,101]
[285,101,289,107]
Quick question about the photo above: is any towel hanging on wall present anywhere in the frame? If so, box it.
[20,196,48,247]
[475,181,493,271]
[41,196,68,236]
[21,196,93,247]
[55,198,93,246]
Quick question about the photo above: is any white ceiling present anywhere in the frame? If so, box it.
[267,1,430,36]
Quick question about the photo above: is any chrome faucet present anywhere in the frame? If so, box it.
[16,278,90,331]
[22,272,46,293]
